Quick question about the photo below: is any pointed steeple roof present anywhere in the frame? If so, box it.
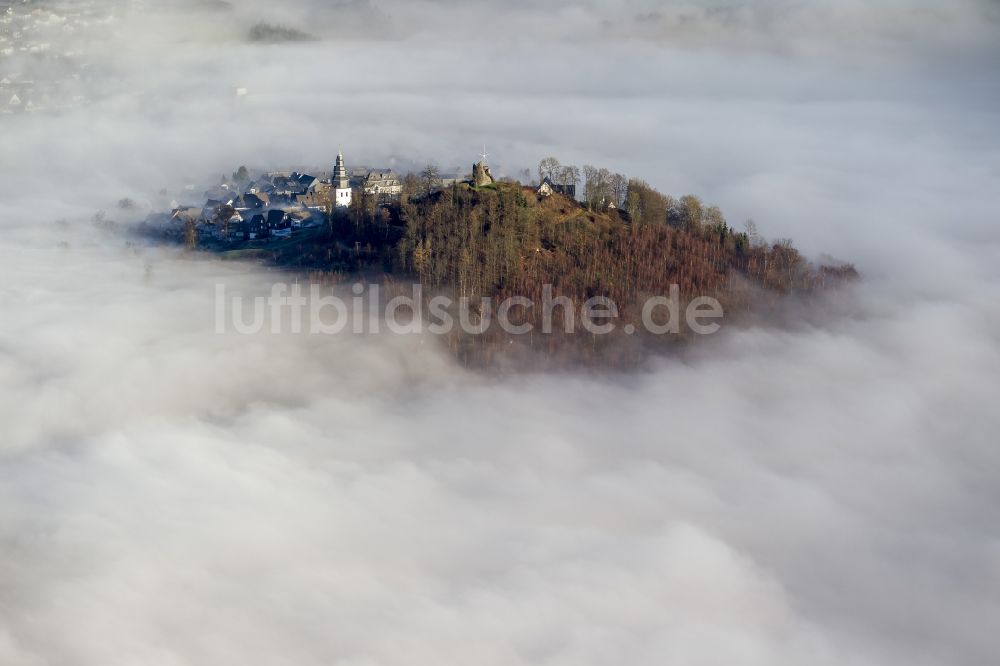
[333,150,349,189]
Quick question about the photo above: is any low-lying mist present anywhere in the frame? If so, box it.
[1,1,998,664]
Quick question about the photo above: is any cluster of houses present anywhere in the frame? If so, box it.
[166,152,404,244]
[161,150,592,246]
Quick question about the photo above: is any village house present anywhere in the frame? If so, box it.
[362,170,403,200]
[267,209,289,232]
[295,173,319,192]
[227,214,247,242]
[537,177,577,199]
[170,207,203,224]
[229,193,266,211]
[248,214,269,240]
[246,180,275,196]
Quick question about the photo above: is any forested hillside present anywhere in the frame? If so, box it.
[395,182,850,301]
[150,172,857,366]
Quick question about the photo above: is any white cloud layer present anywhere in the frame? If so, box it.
[1,1,998,665]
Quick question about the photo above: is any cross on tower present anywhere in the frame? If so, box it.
[480,145,489,166]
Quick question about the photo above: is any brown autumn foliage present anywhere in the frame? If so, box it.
[395,182,853,305]
[149,176,858,367]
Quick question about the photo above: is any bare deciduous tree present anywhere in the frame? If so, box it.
[610,173,628,207]
[583,166,614,209]
[420,164,442,197]
[558,165,580,189]
[538,157,561,184]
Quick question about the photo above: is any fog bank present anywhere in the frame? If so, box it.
[1,1,999,664]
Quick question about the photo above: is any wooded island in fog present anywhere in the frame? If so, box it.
[137,151,858,364]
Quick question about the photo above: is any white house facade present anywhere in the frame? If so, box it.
[362,171,403,197]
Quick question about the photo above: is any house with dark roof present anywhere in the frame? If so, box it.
[266,209,289,231]
[296,173,319,191]
[224,212,248,242]
[230,193,266,211]
[246,180,275,196]
[248,214,269,240]
[170,207,203,224]
[537,177,577,199]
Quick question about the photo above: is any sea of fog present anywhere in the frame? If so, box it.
[0,1,998,664]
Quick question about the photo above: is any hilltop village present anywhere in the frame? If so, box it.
[137,149,858,365]
[156,152,522,247]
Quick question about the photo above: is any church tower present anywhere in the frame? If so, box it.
[333,151,352,208]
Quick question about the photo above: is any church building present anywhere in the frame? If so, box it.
[332,151,352,207]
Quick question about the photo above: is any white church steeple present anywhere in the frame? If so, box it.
[333,150,352,207]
